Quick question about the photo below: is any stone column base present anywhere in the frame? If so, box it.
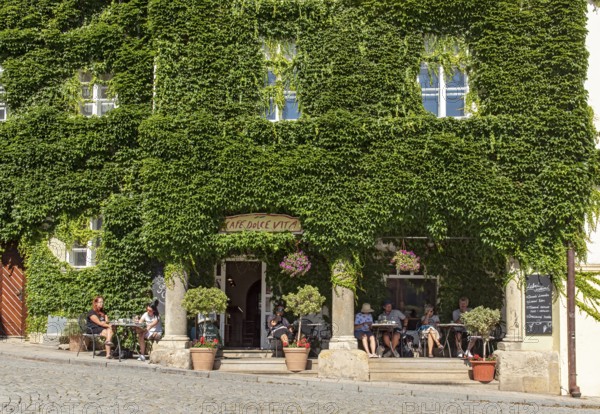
[318,349,369,381]
[149,348,191,370]
[496,349,560,395]
[154,335,190,350]
[327,335,358,350]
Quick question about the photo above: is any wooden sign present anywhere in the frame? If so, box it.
[525,274,553,335]
[222,214,302,233]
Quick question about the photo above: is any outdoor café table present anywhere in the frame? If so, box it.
[110,321,145,362]
[438,323,464,357]
[371,322,398,356]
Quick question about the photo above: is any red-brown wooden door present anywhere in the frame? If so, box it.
[0,244,26,337]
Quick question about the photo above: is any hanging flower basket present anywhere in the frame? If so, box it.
[279,251,311,277]
[391,250,421,272]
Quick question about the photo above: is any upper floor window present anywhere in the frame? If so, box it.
[263,41,300,121]
[67,217,102,268]
[0,66,6,122]
[419,64,468,118]
[79,72,116,117]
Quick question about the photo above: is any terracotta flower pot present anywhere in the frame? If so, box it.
[190,348,217,370]
[283,347,309,372]
[471,360,496,382]
[69,335,85,352]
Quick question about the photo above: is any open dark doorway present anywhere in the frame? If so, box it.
[224,261,261,348]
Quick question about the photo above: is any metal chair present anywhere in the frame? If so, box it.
[77,313,100,358]
[267,332,283,357]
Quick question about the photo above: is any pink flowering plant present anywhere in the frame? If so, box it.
[391,250,421,272]
[280,251,311,277]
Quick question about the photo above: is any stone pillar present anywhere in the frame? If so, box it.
[498,258,524,350]
[495,258,560,394]
[318,257,367,381]
[328,285,358,350]
[151,268,191,369]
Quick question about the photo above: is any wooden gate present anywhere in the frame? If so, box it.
[0,244,26,337]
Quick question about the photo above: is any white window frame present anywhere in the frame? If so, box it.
[79,73,117,117]
[264,43,300,122]
[67,218,102,268]
[419,64,468,118]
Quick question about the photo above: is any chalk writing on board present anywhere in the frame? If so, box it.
[525,274,552,335]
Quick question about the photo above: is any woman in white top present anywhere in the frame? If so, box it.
[419,304,443,358]
[136,301,163,361]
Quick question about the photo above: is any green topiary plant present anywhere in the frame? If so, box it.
[460,306,501,360]
[182,287,228,341]
[282,285,325,346]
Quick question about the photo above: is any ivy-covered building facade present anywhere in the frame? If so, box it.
[1,0,598,394]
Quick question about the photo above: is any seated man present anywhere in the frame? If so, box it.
[453,296,477,358]
[267,305,294,346]
[377,299,408,358]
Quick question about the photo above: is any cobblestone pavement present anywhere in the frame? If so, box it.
[0,354,598,414]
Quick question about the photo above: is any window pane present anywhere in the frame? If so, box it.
[100,102,114,116]
[447,69,466,88]
[79,72,92,83]
[419,66,439,89]
[267,70,276,86]
[81,85,91,99]
[0,107,6,121]
[422,94,438,116]
[446,95,465,117]
[282,94,300,120]
[385,278,437,319]
[80,103,93,116]
[72,250,87,267]
[98,85,109,99]
[92,217,103,231]
[266,99,276,121]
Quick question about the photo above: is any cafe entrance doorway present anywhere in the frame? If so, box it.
[216,260,270,348]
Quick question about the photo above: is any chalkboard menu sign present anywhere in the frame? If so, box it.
[525,274,553,335]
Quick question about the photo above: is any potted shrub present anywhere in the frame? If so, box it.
[65,319,84,352]
[281,285,325,372]
[461,306,501,382]
[181,286,228,370]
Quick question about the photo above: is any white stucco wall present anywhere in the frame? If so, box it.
[565,3,600,397]
[585,2,600,265]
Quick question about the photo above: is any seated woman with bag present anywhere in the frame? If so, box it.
[86,296,115,359]
[418,304,443,358]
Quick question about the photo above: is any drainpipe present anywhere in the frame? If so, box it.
[567,243,581,397]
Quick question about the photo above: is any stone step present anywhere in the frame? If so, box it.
[221,349,275,359]
[216,357,318,375]
[368,358,469,372]
[370,371,473,382]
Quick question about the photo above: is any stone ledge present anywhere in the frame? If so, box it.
[150,348,191,370]
[496,349,560,395]
[317,349,369,381]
